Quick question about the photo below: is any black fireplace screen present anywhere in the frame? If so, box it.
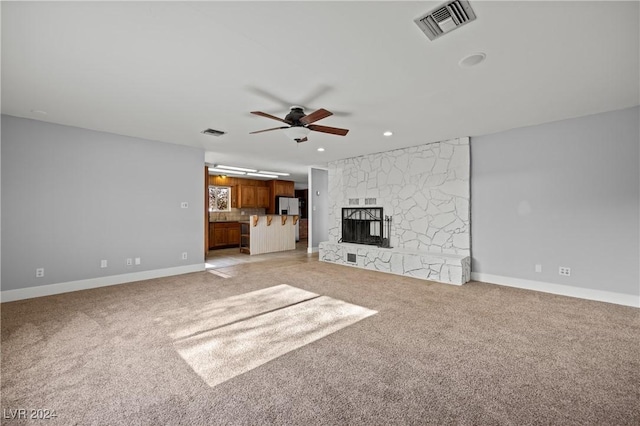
[340,207,383,246]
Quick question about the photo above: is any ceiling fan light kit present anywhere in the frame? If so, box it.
[283,126,310,142]
[250,106,349,142]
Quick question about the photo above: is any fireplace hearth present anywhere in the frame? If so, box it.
[340,207,385,246]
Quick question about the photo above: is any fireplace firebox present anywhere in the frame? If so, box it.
[340,207,384,246]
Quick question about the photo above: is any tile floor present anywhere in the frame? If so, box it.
[205,239,314,270]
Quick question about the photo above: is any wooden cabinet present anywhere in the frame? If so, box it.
[238,186,256,208]
[227,226,240,246]
[237,185,270,208]
[209,222,241,249]
[213,227,226,247]
[208,223,216,249]
[256,186,270,208]
[274,180,295,197]
[230,186,237,208]
[268,179,296,214]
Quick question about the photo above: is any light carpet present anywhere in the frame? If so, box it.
[2,251,638,425]
[172,286,376,387]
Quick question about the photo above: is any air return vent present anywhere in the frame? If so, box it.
[364,198,377,205]
[414,0,477,41]
[201,128,226,137]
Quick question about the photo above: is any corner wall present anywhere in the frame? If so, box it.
[308,167,328,253]
[1,115,205,300]
[471,106,639,306]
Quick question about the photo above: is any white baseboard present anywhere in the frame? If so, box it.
[471,272,639,308]
[1,264,206,303]
[308,247,319,254]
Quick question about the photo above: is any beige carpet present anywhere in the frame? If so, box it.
[1,253,639,425]
[171,285,376,387]
[158,284,320,340]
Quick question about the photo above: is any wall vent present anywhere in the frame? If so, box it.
[414,0,477,41]
[201,128,226,137]
[346,253,357,263]
[348,198,360,206]
[364,198,377,205]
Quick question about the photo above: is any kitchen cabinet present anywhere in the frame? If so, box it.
[208,224,216,249]
[237,185,270,208]
[230,186,237,208]
[274,180,295,197]
[256,186,270,208]
[238,185,256,208]
[227,226,240,245]
[268,179,296,214]
[209,222,241,249]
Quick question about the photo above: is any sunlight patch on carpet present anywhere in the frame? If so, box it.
[208,269,232,279]
[160,285,318,340]
[173,286,376,387]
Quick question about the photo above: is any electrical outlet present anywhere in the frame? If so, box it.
[101,260,108,268]
[35,268,44,278]
[181,202,189,209]
[126,258,133,266]
[535,264,542,273]
[559,266,571,277]
[135,257,141,265]
[181,252,188,260]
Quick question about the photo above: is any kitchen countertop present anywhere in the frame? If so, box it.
[210,214,298,223]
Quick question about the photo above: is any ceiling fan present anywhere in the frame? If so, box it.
[250,106,349,143]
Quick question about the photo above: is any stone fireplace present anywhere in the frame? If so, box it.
[319,137,471,285]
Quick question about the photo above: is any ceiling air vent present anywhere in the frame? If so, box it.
[201,128,226,137]
[414,0,477,41]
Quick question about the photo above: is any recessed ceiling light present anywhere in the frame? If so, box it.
[317,147,325,152]
[459,52,486,68]
[30,109,47,115]
[383,131,393,137]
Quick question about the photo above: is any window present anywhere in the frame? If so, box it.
[209,186,231,211]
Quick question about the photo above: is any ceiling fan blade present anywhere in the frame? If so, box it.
[300,108,333,125]
[296,137,308,143]
[251,111,291,124]
[250,126,289,134]
[308,124,349,136]
[247,87,291,110]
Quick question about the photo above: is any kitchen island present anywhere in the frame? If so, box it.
[242,214,298,255]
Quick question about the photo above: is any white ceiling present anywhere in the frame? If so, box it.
[2,1,639,183]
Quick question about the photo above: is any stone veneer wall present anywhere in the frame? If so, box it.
[327,137,470,255]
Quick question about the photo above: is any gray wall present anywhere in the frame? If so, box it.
[471,106,639,296]
[310,167,329,250]
[2,115,204,291]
